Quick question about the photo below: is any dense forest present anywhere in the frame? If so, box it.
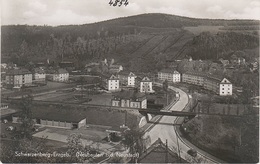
[1,13,259,72]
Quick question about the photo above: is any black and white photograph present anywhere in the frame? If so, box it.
[0,0,259,163]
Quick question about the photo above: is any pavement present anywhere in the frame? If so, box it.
[143,83,224,163]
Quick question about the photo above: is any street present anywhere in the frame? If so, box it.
[143,84,223,163]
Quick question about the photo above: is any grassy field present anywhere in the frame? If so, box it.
[2,81,76,98]
[184,26,224,35]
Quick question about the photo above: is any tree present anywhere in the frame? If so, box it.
[121,128,144,162]
[163,80,169,105]
[67,133,83,154]
[19,94,34,139]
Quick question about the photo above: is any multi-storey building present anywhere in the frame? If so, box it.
[108,75,120,91]
[5,68,32,89]
[140,77,154,93]
[46,68,69,82]
[158,69,181,83]
[111,90,147,109]
[117,70,129,86]
[182,71,232,96]
[182,72,204,86]
[128,72,136,87]
[33,68,46,82]
[219,78,232,96]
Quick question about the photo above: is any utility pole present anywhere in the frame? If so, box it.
[176,135,181,163]
[165,139,168,163]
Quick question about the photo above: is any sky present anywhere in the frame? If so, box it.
[1,0,260,26]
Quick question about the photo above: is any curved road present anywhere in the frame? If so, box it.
[143,83,224,163]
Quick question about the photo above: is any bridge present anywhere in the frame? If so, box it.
[139,109,197,117]
[138,108,242,120]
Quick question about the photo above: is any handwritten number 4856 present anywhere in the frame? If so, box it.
[109,0,129,6]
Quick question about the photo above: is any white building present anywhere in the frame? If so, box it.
[5,68,32,89]
[219,78,232,96]
[158,69,181,83]
[111,90,147,109]
[108,75,120,91]
[47,68,69,82]
[128,72,136,87]
[140,77,154,93]
[33,68,46,82]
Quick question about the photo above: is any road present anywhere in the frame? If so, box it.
[143,83,224,163]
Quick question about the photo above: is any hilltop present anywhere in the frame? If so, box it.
[1,13,259,72]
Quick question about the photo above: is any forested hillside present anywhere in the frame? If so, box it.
[1,13,259,72]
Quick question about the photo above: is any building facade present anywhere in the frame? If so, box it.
[47,68,69,82]
[128,72,136,87]
[140,77,154,93]
[219,78,232,96]
[158,69,181,83]
[5,69,32,89]
[108,75,120,91]
[33,68,46,82]
[182,71,232,96]
[111,90,147,109]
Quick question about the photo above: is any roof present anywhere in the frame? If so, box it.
[117,70,130,76]
[141,77,151,82]
[6,68,32,75]
[47,68,68,74]
[220,78,231,84]
[113,90,146,100]
[128,72,136,77]
[85,62,100,67]
[14,107,86,123]
[109,74,119,80]
[34,68,45,74]
[138,138,186,163]
[159,69,180,74]
[109,65,122,69]
[184,71,224,83]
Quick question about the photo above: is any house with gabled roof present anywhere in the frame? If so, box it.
[128,72,136,87]
[219,78,232,96]
[108,74,120,91]
[140,77,154,93]
[138,138,187,163]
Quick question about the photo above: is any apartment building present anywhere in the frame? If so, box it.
[128,72,136,87]
[158,69,181,83]
[182,71,232,96]
[33,68,46,82]
[46,68,69,82]
[108,74,120,91]
[140,77,154,93]
[5,68,32,89]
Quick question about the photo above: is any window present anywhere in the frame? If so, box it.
[222,92,224,94]
[222,88,224,90]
